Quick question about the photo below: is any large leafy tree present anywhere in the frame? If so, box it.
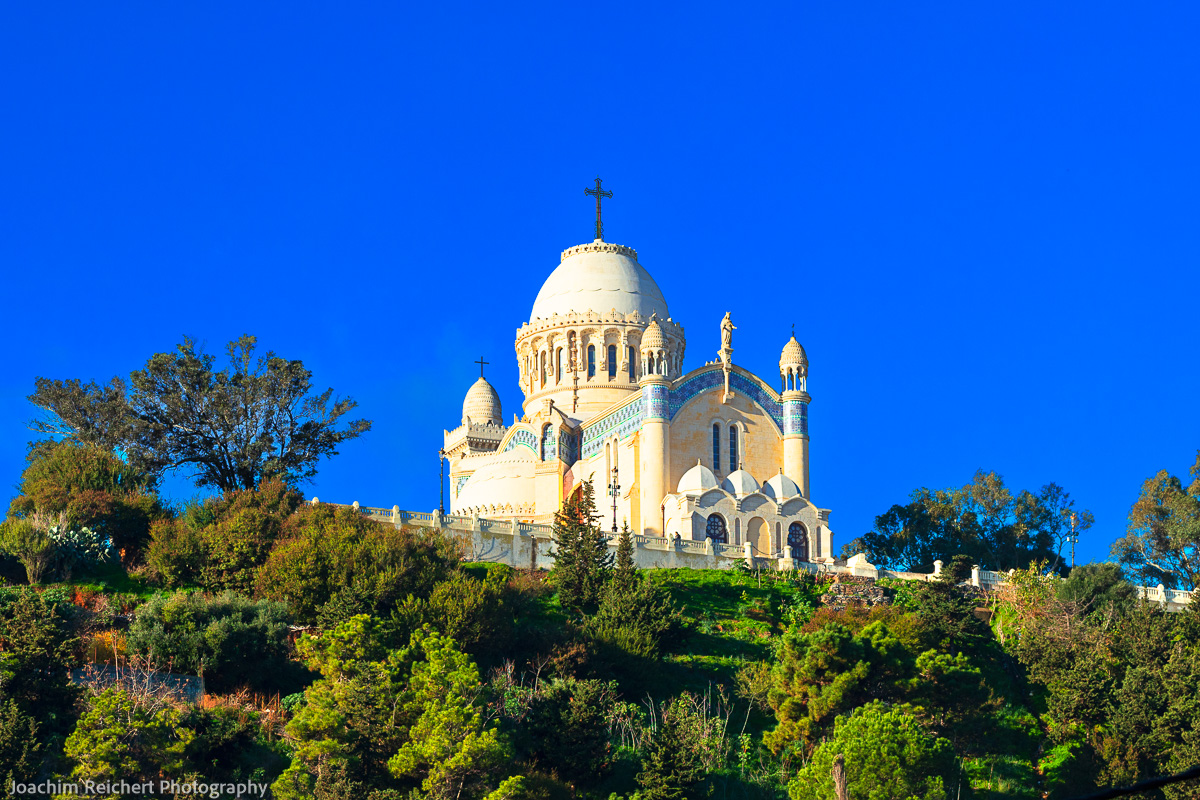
[843,470,1093,573]
[1112,450,1200,590]
[29,335,371,492]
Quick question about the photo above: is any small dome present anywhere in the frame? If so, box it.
[780,335,808,368]
[677,460,719,495]
[530,241,670,320]
[462,377,502,426]
[642,316,665,350]
[763,472,802,501]
[720,469,760,496]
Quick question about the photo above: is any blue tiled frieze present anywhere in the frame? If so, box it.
[581,396,645,459]
[668,369,783,431]
[643,383,669,421]
[502,428,538,454]
[783,400,809,436]
[559,428,581,464]
[540,424,557,461]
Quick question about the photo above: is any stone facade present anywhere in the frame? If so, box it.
[442,215,836,564]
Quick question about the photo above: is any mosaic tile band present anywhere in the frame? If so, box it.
[502,428,538,454]
[669,369,783,430]
[582,396,645,459]
[783,400,809,436]
[540,424,557,461]
[643,383,669,421]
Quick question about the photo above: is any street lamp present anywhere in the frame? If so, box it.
[438,448,447,516]
[608,465,620,533]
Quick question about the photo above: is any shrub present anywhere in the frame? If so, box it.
[125,591,297,694]
[257,504,455,623]
[146,480,302,591]
[0,517,55,584]
[787,701,957,800]
[8,441,167,561]
[0,587,80,735]
[522,677,618,785]
[390,569,515,663]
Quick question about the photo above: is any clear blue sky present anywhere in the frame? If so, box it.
[2,3,1197,566]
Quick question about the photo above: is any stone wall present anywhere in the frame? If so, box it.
[317,501,1197,611]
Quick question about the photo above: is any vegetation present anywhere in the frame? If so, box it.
[842,469,1094,573]
[3,423,1200,798]
[28,335,371,492]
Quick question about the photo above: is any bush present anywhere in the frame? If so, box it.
[125,590,298,694]
[787,701,957,800]
[8,441,167,561]
[257,504,456,623]
[522,677,618,785]
[146,480,302,591]
[389,568,515,663]
[0,587,80,736]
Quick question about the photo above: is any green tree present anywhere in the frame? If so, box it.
[62,689,192,797]
[549,482,612,614]
[386,629,512,799]
[787,701,957,800]
[0,516,55,584]
[389,567,515,664]
[276,617,515,800]
[1113,451,1200,589]
[844,470,1093,573]
[613,522,637,594]
[146,479,302,592]
[0,588,79,735]
[765,621,913,758]
[635,698,705,800]
[522,677,617,785]
[29,335,371,492]
[0,700,40,788]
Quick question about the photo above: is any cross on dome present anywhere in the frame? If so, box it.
[584,177,613,241]
[474,356,489,377]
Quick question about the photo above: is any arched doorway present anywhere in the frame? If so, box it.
[706,514,727,544]
[747,517,769,555]
[788,522,809,561]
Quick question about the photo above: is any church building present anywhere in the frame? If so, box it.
[443,182,835,561]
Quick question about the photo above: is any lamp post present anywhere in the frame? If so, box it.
[608,465,620,533]
[438,449,447,516]
[1069,512,1078,568]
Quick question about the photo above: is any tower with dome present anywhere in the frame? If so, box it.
[442,183,834,562]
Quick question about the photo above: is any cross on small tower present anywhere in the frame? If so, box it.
[584,177,613,241]
[474,356,489,377]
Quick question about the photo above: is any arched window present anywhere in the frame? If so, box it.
[607,344,617,379]
[728,425,738,473]
[587,345,596,378]
[788,522,809,561]
[628,346,636,380]
[541,424,555,461]
[556,348,563,382]
[712,424,721,472]
[539,351,547,387]
[706,514,727,544]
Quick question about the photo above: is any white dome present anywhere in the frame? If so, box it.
[720,469,760,496]
[762,472,802,502]
[677,460,719,496]
[530,241,669,320]
[462,377,502,426]
[454,451,535,512]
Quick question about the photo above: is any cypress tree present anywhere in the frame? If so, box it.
[613,521,637,593]
[550,481,612,613]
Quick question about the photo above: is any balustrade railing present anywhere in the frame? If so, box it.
[312,500,1194,609]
